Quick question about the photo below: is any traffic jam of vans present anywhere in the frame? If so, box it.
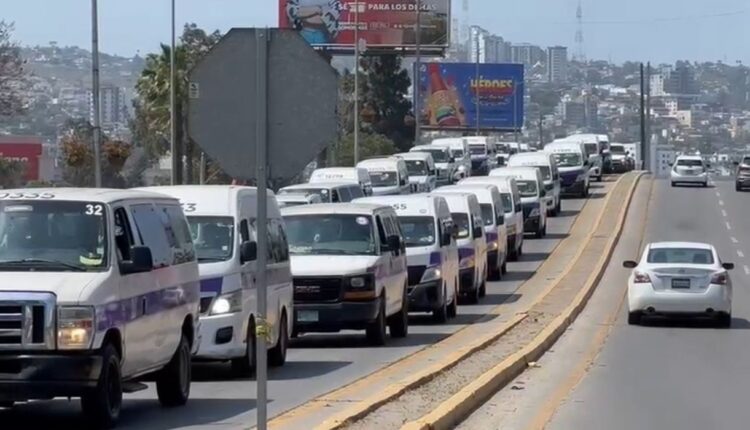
[0,134,625,426]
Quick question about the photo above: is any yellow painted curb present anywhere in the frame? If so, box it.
[401,172,645,430]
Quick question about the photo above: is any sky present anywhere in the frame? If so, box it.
[3,0,750,64]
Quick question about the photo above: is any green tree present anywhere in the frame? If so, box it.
[332,132,397,167]
[133,24,222,184]
[60,119,132,187]
[0,22,29,117]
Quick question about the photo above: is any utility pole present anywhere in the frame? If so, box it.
[170,0,179,184]
[538,112,544,147]
[646,61,652,172]
[90,0,102,187]
[353,3,361,165]
[414,0,422,144]
[475,34,480,134]
[639,63,646,170]
[513,80,519,142]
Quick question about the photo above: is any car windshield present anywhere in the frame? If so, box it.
[479,204,495,226]
[418,149,448,162]
[188,216,234,262]
[516,180,538,197]
[279,188,331,203]
[676,159,703,167]
[369,171,399,187]
[501,194,513,213]
[553,153,582,167]
[610,146,625,154]
[405,160,428,176]
[450,213,470,239]
[647,248,714,265]
[470,145,487,155]
[398,216,435,247]
[284,214,376,256]
[0,200,108,271]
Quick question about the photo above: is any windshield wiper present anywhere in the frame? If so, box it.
[0,259,88,272]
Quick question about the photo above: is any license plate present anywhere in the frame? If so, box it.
[297,310,319,322]
[672,278,691,289]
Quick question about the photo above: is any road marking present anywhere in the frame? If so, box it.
[722,209,728,217]
[732,237,739,244]
[726,222,732,230]
[745,265,750,276]
[716,191,721,197]
[719,200,725,206]
[738,250,745,258]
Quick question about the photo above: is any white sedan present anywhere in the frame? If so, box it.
[624,242,734,327]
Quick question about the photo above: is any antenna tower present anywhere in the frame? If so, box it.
[574,0,586,62]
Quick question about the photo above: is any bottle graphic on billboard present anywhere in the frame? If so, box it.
[426,63,463,127]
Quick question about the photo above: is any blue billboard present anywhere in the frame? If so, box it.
[417,62,524,131]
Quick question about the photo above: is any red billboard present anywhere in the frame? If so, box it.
[279,0,450,52]
[0,136,43,182]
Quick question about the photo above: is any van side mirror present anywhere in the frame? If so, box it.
[472,226,483,239]
[623,260,638,269]
[240,241,258,263]
[540,189,547,198]
[496,214,505,225]
[386,235,401,253]
[449,157,456,163]
[121,246,153,275]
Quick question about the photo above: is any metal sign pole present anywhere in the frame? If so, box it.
[255,28,270,430]
[414,0,422,144]
[90,0,102,187]
[475,36,480,134]
[513,80,519,142]
[170,0,178,185]
[353,4,360,165]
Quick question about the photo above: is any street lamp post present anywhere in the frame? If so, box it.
[414,0,422,144]
[475,35,480,134]
[170,0,178,184]
[91,0,102,187]
[353,3,360,165]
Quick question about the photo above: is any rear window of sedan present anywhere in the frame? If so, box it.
[647,248,714,265]
[675,159,703,167]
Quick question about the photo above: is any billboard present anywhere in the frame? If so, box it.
[279,0,450,52]
[0,136,43,182]
[418,62,525,131]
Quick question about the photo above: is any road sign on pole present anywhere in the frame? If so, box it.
[189,28,338,430]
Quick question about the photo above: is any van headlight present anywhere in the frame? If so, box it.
[421,266,442,283]
[210,290,243,315]
[488,241,499,251]
[459,256,475,269]
[57,306,95,350]
[529,208,541,217]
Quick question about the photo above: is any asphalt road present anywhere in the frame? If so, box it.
[543,177,750,430]
[0,187,601,429]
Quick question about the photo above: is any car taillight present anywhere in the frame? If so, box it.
[711,272,728,285]
[633,271,651,283]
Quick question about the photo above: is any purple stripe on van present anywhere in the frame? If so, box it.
[459,248,475,260]
[200,277,223,295]
[485,232,498,243]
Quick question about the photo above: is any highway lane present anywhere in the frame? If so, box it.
[541,178,750,430]
[0,186,605,429]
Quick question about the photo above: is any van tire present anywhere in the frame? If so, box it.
[366,296,387,346]
[501,259,508,274]
[388,287,409,338]
[479,268,487,298]
[232,319,257,377]
[81,343,122,429]
[433,284,449,323]
[156,334,191,407]
[268,313,288,367]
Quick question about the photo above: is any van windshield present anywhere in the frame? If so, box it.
[479,204,495,226]
[369,171,398,187]
[450,213,470,239]
[501,194,513,213]
[0,200,108,272]
[451,150,465,158]
[188,216,234,262]
[517,180,538,197]
[405,160,428,176]
[417,149,448,162]
[470,145,487,155]
[553,153,582,167]
[497,144,510,153]
[584,143,598,156]
[537,166,552,180]
[399,216,435,247]
[284,214,376,256]
[610,145,625,154]
[279,187,331,203]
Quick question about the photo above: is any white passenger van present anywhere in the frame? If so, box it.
[495,142,512,167]
[0,189,200,426]
[430,191,487,303]
[508,152,561,216]
[436,184,507,281]
[544,141,590,198]
[431,138,472,181]
[354,195,459,322]
[395,152,437,192]
[278,182,365,203]
[143,186,293,376]
[357,158,411,196]
[282,204,409,345]
[410,144,455,186]
[562,135,603,181]
[465,136,498,176]
[276,193,323,208]
[459,176,524,261]
[491,167,548,238]
[309,167,373,197]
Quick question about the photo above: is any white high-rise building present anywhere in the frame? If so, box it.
[547,46,569,84]
[88,84,127,126]
[650,74,666,97]
[469,25,507,63]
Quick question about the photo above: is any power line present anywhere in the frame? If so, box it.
[580,9,747,25]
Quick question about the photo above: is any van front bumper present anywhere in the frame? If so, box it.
[459,268,476,294]
[524,216,542,233]
[196,312,246,360]
[293,300,380,333]
[408,280,444,312]
[0,352,102,401]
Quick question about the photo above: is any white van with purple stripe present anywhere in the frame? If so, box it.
[430,191,488,304]
[353,195,459,323]
[142,186,293,377]
[0,188,200,426]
